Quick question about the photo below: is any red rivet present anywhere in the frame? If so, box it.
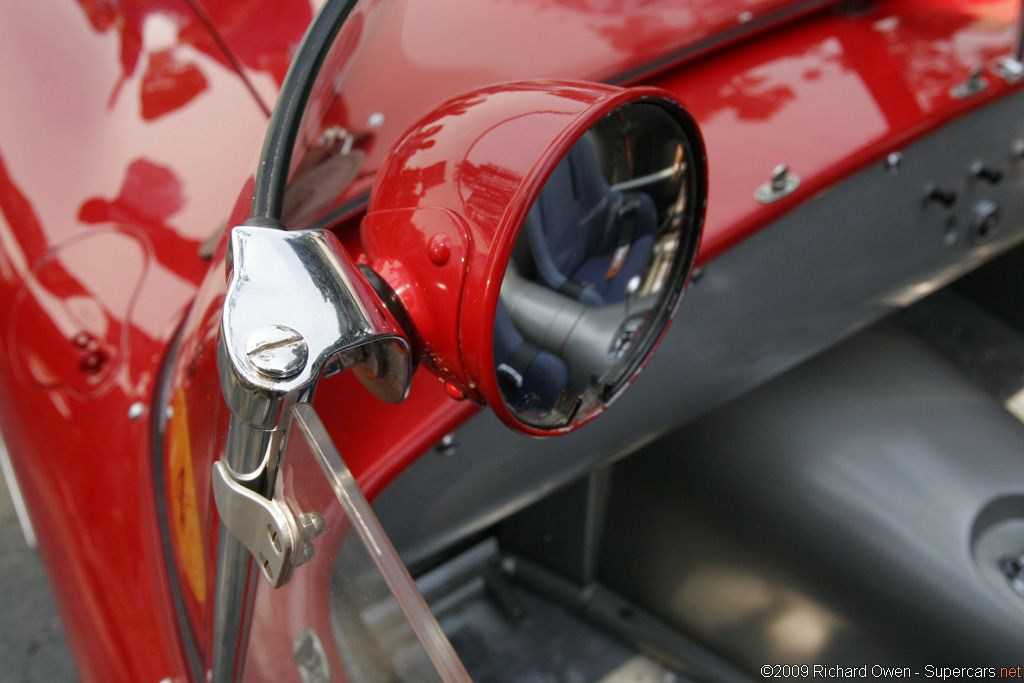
[428,234,452,267]
[444,381,467,401]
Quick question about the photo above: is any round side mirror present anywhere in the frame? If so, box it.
[362,80,707,434]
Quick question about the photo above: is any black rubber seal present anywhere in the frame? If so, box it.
[250,0,360,221]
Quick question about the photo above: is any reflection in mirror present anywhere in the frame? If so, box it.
[495,101,700,430]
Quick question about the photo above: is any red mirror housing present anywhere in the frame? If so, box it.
[362,80,707,434]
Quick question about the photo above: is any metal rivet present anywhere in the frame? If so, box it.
[1013,139,1024,160]
[245,325,308,379]
[367,112,386,128]
[128,402,145,420]
[436,432,460,456]
[883,151,903,174]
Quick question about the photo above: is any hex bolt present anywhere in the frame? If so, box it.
[245,325,308,379]
[296,512,326,541]
[295,542,315,566]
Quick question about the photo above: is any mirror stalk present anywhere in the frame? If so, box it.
[211,225,412,683]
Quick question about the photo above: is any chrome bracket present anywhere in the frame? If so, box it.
[212,461,324,588]
[210,224,415,683]
[213,225,414,584]
[219,225,413,433]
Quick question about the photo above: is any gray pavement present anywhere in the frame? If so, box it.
[0,455,77,683]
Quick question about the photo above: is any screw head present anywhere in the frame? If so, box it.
[296,512,326,541]
[245,325,308,379]
[884,151,903,174]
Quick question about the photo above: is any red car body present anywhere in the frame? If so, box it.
[2,0,1023,680]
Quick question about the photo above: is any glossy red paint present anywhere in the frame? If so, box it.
[663,0,1024,262]
[173,0,1024,664]
[0,0,270,681]
[293,0,1023,263]
[362,80,703,434]
[362,208,473,385]
[285,0,838,227]
[3,0,1024,681]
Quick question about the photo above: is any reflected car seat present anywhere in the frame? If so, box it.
[493,301,568,415]
[524,135,657,306]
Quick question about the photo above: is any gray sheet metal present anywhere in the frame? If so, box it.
[599,321,1024,666]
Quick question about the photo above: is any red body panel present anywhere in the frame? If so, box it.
[0,0,1021,680]
[0,1,287,680]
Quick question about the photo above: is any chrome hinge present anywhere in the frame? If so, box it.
[212,461,325,588]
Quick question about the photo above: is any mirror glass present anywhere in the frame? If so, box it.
[494,101,700,430]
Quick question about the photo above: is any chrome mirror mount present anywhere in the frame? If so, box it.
[211,223,412,683]
[215,221,412,522]
[219,224,412,434]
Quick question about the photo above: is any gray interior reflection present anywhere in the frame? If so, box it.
[494,102,691,429]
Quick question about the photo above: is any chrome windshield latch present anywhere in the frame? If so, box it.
[212,461,325,588]
[212,224,413,584]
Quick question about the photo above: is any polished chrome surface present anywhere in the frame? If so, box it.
[754,163,800,203]
[212,224,413,683]
[220,225,412,431]
[245,325,309,379]
[495,101,701,430]
[212,461,303,588]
